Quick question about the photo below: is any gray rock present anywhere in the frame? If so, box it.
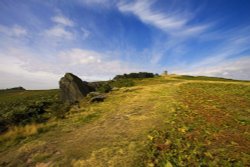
[59,73,94,103]
[87,92,102,98]
[90,95,106,103]
[112,87,119,91]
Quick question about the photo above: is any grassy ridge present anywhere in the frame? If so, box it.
[0,75,249,166]
[174,75,249,82]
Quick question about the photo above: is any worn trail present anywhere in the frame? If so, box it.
[0,81,184,166]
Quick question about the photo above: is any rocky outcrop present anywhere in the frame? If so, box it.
[59,73,94,103]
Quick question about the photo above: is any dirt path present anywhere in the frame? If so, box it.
[0,81,182,167]
[52,82,183,166]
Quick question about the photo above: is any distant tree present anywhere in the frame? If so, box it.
[113,72,155,80]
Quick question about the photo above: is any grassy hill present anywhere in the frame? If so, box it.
[0,75,249,166]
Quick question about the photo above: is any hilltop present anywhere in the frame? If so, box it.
[0,74,249,166]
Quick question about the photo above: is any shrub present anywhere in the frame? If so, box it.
[8,102,47,126]
[0,117,8,133]
[0,90,59,134]
[109,78,135,88]
[113,72,155,80]
[49,102,71,119]
[96,83,112,93]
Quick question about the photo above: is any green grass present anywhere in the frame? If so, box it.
[78,113,100,123]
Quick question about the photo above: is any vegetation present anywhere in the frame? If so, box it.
[109,78,135,88]
[0,86,25,91]
[113,72,156,80]
[0,75,249,166]
[96,83,112,93]
[0,89,69,133]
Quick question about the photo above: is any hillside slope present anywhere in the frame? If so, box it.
[0,76,249,166]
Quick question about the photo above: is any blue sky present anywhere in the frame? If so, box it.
[0,0,250,89]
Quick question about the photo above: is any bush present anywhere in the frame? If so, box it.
[0,117,8,133]
[113,72,155,80]
[96,83,112,93]
[6,102,48,126]
[49,102,71,119]
[109,78,135,88]
[0,89,59,134]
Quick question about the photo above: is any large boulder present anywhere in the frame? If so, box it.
[59,73,94,103]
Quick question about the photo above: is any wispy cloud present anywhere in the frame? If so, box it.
[77,0,117,8]
[0,25,27,37]
[118,0,209,36]
[118,0,211,65]
[52,15,75,27]
[57,48,144,77]
[44,25,74,39]
[191,28,250,67]
[0,46,144,89]
[43,14,76,40]
[81,27,90,39]
[59,48,101,65]
[173,56,250,80]
[0,47,60,89]
[119,1,186,29]
[170,27,250,80]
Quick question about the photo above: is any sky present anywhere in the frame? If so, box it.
[0,0,250,89]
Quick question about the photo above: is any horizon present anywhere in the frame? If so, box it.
[1,0,250,89]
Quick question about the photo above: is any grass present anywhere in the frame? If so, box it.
[145,82,250,166]
[0,123,56,151]
[0,89,59,105]
[78,113,100,123]
[0,75,249,166]
[174,75,249,82]
[0,124,40,142]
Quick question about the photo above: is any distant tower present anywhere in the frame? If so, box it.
[163,70,168,75]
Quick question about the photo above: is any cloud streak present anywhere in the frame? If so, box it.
[52,15,75,27]
[118,0,209,36]
[0,25,27,37]
[117,0,212,65]
[44,25,74,39]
